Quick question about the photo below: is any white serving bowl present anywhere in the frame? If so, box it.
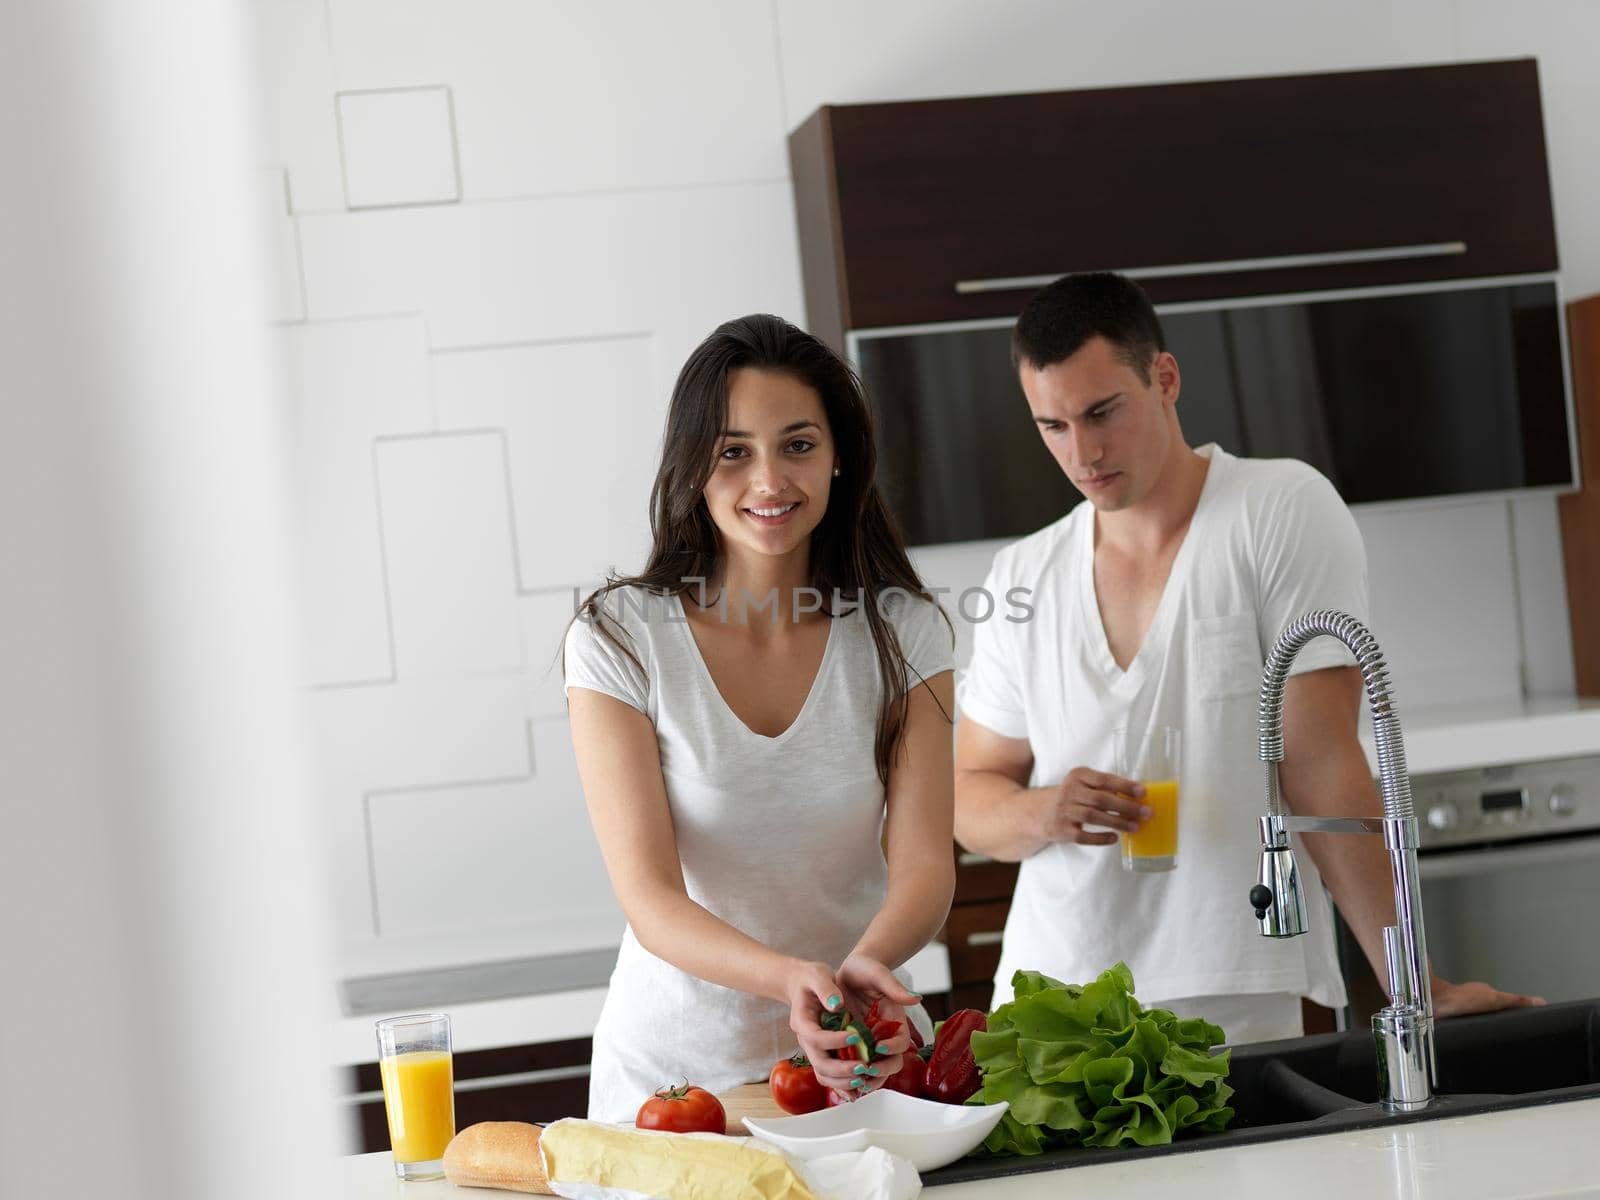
[743,1087,1009,1172]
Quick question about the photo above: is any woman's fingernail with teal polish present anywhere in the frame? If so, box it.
[908,992,923,1000]
[827,994,841,1010]
[853,1064,869,1075]
[867,1066,881,1077]
[846,1034,861,1046]
[850,1078,864,1090]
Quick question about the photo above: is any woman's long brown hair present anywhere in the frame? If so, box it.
[571,313,951,783]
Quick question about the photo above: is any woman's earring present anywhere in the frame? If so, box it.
[833,467,841,477]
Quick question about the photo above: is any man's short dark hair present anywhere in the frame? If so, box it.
[1011,272,1166,384]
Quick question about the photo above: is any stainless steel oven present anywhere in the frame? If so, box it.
[1337,753,1600,1024]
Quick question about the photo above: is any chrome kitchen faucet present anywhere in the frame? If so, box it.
[1246,610,1437,1113]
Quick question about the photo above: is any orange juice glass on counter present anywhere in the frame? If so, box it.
[376,1012,456,1180]
[1115,725,1181,873]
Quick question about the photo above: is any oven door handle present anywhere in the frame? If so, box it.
[1419,836,1600,881]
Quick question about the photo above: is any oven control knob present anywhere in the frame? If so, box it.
[1426,804,1458,832]
[1549,786,1577,817]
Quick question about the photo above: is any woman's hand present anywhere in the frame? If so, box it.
[784,960,860,1095]
[829,954,920,1099]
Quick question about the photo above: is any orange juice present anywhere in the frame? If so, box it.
[1124,778,1179,859]
[379,1050,456,1164]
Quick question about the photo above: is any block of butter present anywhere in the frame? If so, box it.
[539,1119,818,1199]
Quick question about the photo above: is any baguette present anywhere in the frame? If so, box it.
[441,1121,554,1195]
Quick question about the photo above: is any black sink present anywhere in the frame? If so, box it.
[1263,998,1600,1101]
[924,997,1600,1189]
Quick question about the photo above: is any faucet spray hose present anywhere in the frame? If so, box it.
[1257,609,1414,824]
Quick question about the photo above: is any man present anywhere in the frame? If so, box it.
[954,272,1540,1041]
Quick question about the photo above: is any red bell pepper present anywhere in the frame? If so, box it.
[881,1050,929,1097]
[925,1008,987,1103]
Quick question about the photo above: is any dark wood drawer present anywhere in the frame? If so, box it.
[953,849,1019,904]
[942,900,1012,988]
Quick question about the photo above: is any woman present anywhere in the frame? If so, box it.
[563,314,956,1122]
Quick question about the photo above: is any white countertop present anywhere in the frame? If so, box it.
[337,1095,1600,1199]
[1359,694,1600,776]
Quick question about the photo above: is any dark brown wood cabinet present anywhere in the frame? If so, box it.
[936,846,1019,1014]
[790,59,1558,351]
[1560,294,1600,693]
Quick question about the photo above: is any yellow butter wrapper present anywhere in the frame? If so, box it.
[539,1119,817,1200]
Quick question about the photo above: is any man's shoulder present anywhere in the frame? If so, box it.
[987,506,1087,585]
[1217,451,1331,501]
[1207,452,1361,579]
[1210,452,1351,536]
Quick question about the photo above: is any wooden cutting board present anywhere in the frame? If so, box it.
[718,1082,787,1135]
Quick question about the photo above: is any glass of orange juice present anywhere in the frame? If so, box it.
[375,1012,456,1180]
[1115,725,1181,873]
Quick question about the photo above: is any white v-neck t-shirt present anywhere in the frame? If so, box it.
[564,587,954,1121]
[958,445,1366,1009]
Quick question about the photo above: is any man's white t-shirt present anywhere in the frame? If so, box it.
[958,444,1366,1009]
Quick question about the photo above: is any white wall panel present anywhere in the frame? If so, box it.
[527,716,625,946]
[286,316,432,685]
[328,0,787,196]
[774,0,1454,129]
[300,181,804,357]
[433,334,663,588]
[259,168,305,321]
[337,86,461,209]
[376,432,524,676]
[367,719,621,946]
[1355,499,1524,711]
[310,675,532,943]
[1508,493,1577,696]
[369,776,542,937]
[522,588,589,720]
[309,675,532,790]
[252,0,346,212]
[1457,0,1600,300]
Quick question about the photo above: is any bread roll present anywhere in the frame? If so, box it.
[441,1121,553,1195]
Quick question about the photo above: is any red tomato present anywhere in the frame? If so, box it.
[881,1050,928,1098]
[635,1082,726,1134]
[769,1055,829,1115]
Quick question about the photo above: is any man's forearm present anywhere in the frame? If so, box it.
[954,770,1048,862]
[1295,818,1397,986]
[1275,669,1417,992]
[1279,733,1403,988]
